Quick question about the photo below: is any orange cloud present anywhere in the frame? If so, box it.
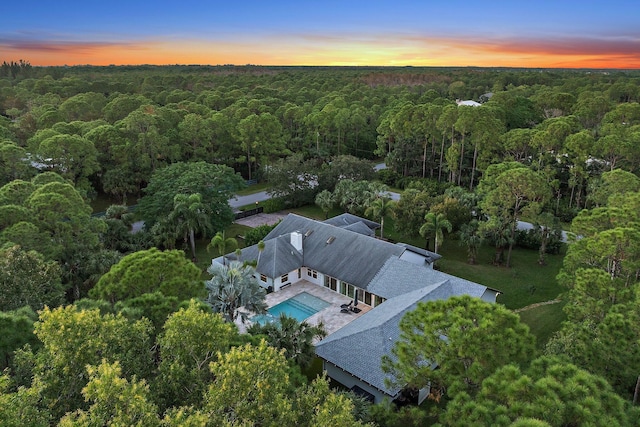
[2,32,639,69]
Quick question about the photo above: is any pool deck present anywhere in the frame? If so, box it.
[242,279,371,337]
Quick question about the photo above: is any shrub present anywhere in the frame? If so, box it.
[263,197,285,213]
[244,223,279,246]
[515,228,562,254]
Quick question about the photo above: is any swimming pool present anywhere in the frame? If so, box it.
[253,292,330,325]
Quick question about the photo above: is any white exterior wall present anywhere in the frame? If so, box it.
[322,360,390,404]
[304,267,323,285]
[257,274,274,291]
[210,257,225,267]
[480,288,499,303]
[273,268,301,292]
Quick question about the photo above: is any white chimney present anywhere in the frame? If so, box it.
[290,231,303,253]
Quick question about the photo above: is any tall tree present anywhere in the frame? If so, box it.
[383,295,535,399]
[440,356,635,427]
[480,165,551,267]
[0,141,33,185]
[419,212,452,253]
[237,112,288,180]
[24,305,154,420]
[0,245,64,311]
[0,307,40,370]
[155,300,236,410]
[364,196,395,240]
[203,340,295,425]
[35,133,99,189]
[57,361,160,427]
[315,189,334,219]
[392,188,432,238]
[136,161,245,229]
[167,193,212,261]
[546,304,640,398]
[206,231,238,265]
[0,372,50,427]
[459,220,483,265]
[267,153,321,205]
[197,339,369,426]
[90,248,204,304]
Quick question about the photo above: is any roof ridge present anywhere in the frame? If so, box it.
[365,256,398,289]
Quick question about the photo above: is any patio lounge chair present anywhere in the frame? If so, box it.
[349,300,361,313]
[340,300,353,309]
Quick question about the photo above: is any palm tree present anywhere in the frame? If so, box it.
[205,261,267,323]
[314,190,334,219]
[419,212,452,254]
[479,217,513,265]
[459,220,483,264]
[364,197,395,240]
[168,193,213,262]
[256,240,265,266]
[207,231,238,265]
[247,314,326,369]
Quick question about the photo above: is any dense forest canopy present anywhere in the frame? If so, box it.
[2,64,639,201]
[2,64,640,425]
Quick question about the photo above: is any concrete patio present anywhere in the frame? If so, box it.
[264,280,371,336]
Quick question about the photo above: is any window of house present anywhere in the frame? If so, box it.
[346,284,355,299]
[374,295,384,306]
[281,273,288,283]
[364,291,372,306]
[260,274,267,282]
[307,269,318,279]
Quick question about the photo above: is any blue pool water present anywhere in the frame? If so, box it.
[253,292,330,325]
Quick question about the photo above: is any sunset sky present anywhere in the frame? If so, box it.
[3,0,640,68]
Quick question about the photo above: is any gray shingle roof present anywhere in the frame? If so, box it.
[323,213,380,230]
[235,235,303,278]
[342,221,375,237]
[315,279,488,397]
[228,213,495,399]
[395,243,442,264]
[264,214,404,288]
[367,257,483,299]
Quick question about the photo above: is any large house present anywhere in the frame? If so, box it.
[214,213,498,403]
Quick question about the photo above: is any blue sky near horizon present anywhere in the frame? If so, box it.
[2,1,640,68]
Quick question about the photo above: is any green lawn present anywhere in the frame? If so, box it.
[235,182,270,196]
[190,223,253,275]
[518,301,566,349]
[288,205,342,220]
[437,240,565,310]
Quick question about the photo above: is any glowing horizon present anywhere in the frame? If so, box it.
[3,1,640,69]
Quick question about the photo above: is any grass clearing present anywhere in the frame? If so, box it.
[437,239,565,310]
[518,301,566,349]
[190,223,253,275]
[235,182,270,196]
[288,205,342,220]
